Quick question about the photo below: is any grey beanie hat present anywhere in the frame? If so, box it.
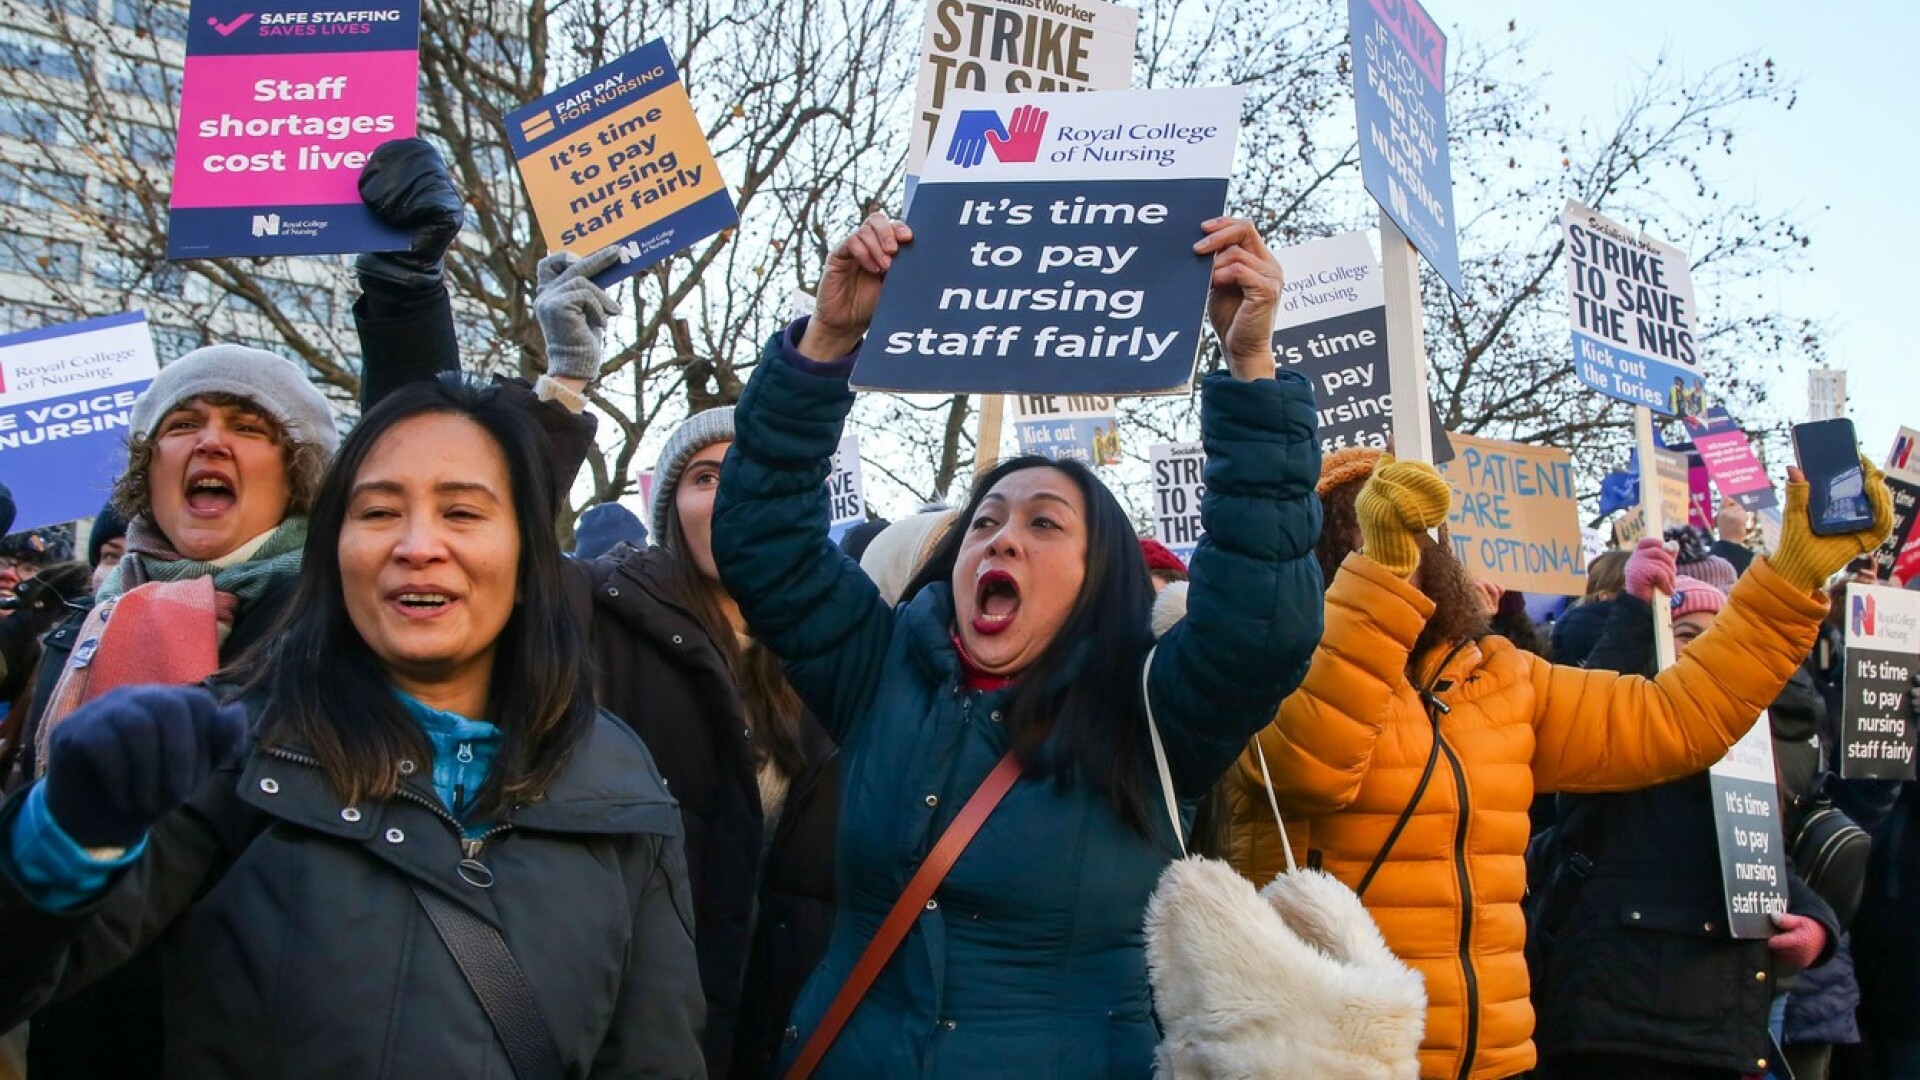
[649,406,736,540]
[130,344,339,456]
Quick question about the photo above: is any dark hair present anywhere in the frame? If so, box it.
[662,495,809,778]
[232,376,594,816]
[903,455,1158,835]
[1409,533,1491,671]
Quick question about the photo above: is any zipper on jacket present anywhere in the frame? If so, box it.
[1436,735,1479,1080]
[264,746,512,885]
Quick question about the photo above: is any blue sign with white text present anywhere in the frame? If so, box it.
[1349,0,1463,294]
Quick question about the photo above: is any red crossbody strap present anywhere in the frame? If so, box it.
[784,751,1023,1080]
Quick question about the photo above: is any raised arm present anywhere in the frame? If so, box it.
[1144,219,1326,796]
[1534,463,1896,792]
[711,215,915,740]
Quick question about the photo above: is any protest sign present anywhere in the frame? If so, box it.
[857,86,1244,395]
[1272,231,1452,460]
[1664,441,1714,531]
[1348,0,1462,294]
[0,313,158,532]
[1682,407,1778,512]
[1560,201,1705,415]
[1010,394,1120,464]
[167,0,418,258]
[908,0,1137,185]
[828,435,867,541]
[1437,433,1585,595]
[1875,428,1920,586]
[1841,584,1920,780]
[1150,441,1205,560]
[1707,717,1790,938]
[506,39,738,288]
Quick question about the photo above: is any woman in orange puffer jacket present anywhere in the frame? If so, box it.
[1223,447,1894,1080]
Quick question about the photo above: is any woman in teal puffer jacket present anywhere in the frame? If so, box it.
[710,213,1325,1078]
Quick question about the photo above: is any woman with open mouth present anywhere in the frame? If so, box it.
[0,377,704,1077]
[710,212,1325,1078]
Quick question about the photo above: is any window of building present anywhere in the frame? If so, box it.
[0,101,64,144]
[0,234,84,278]
[111,0,187,41]
[0,28,88,82]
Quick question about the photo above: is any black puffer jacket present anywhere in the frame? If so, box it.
[0,712,704,1078]
[1530,592,1840,1074]
[582,545,839,1079]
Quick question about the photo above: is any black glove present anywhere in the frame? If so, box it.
[43,686,251,848]
[7,562,88,635]
[355,138,465,290]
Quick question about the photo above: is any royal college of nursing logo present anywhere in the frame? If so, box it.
[1854,592,1876,638]
[945,105,1049,168]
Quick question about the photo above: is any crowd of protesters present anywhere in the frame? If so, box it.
[0,139,1908,1080]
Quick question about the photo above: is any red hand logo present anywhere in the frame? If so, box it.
[986,105,1049,164]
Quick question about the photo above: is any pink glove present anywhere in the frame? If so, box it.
[1767,912,1827,971]
[1624,537,1677,601]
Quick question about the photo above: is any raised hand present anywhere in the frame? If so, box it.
[1195,218,1283,381]
[356,138,465,287]
[799,212,913,363]
[43,686,251,849]
[534,247,625,382]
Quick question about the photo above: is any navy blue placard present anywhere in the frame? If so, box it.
[185,0,421,55]
[167,204,406,259]
[854,178,1224,395]
[1349,0,1463,294]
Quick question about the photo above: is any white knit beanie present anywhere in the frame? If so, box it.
[130,344,339,456]
[649,406,736,540]
[858,508,959,607]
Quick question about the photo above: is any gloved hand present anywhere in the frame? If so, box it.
[43,686,251,849]
[1355,454,1453,577]
[534,247,624,382]
[1768,458,1895,592]
[1624,537,1678,601]
[1767,911,1827,971]
[355,138,465,290]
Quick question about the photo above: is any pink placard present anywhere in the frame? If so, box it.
[171,51,418,209]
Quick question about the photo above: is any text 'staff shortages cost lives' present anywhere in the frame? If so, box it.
[0,313,158,532]
[858,86,1245,396]
[168,0,419,258]
[506,38,738,289]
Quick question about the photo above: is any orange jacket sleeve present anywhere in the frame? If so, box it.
[1240,553,1431,817]
[1530,558,1827,793]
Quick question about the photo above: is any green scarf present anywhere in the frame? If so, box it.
[99,515,309,611]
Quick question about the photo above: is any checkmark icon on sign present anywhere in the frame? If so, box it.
[207,13,253,35]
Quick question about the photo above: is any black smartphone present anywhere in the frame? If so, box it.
[1792,419,1873,536]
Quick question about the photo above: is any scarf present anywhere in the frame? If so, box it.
[34,517,309,775]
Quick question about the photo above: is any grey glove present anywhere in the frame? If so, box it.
[534,247,625,381]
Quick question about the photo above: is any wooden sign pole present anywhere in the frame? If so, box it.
[1635,404,1678,670]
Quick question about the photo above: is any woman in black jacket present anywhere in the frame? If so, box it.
[1530,538,1840,1080]
[0,376,704,1077]
[529,246,841,1079]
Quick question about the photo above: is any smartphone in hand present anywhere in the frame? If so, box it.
[1792,419,1873,536]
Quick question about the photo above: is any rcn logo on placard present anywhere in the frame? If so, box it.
[1854,593,1876,638]
[251,213,280,237]
[0,363,7,394]
[207,12,253,35]
[945,105,1048,169]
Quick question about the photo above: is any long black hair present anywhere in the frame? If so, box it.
[903,455,1159,835]
[231,376,596,817]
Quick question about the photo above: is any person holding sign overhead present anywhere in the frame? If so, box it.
[711,212,1324,1078]
[1225,449,1893,1080]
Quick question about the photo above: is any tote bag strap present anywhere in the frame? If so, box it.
[785,750,1023,1080]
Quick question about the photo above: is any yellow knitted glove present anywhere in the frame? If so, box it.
[1355,454,1454,577]
[1768,456,1895,592]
